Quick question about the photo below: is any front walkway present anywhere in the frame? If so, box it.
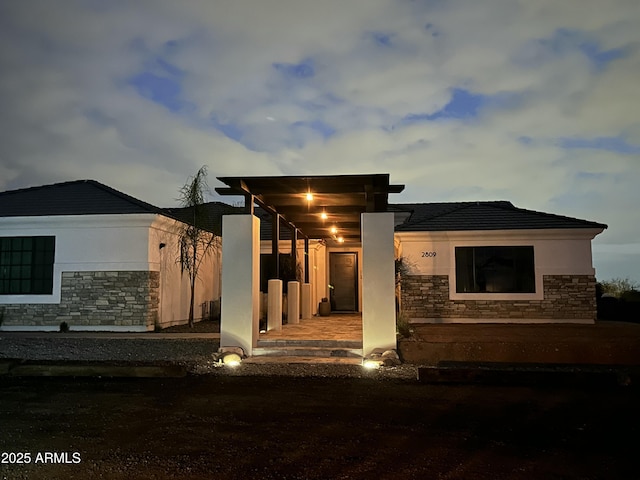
[260,313,362,341]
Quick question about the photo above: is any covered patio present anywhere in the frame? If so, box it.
[215,174,404,360]
[258,312,363,342]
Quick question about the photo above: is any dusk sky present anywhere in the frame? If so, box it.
[0,1,638,282]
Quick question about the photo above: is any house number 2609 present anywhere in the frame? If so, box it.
[421,251,437,258]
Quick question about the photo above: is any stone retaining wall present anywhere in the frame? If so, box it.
[0,271,159,329]
[401,274,597,321]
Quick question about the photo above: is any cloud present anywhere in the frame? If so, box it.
[0,0,639,280]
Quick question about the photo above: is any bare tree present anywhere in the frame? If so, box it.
[177,166,219,327]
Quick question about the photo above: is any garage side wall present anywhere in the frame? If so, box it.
[396,229,602,324]
[401,274,597,322]
[1,271,159,330]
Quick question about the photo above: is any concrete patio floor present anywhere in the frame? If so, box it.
[260,312,363,341]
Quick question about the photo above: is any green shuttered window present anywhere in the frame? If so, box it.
[0,236,55,294]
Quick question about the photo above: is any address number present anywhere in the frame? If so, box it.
[421,251,437,258]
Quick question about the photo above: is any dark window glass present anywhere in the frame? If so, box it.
[0,236,55,294]
[455,246,535,293]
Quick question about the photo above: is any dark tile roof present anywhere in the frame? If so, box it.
[163,202,245,236]
[392,201,607,232]
[0,180,163,217]
[1,181,607,235]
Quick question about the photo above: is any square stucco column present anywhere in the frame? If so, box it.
[220,214,260,356]
[361,212,396,356]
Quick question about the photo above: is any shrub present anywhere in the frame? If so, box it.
[59,321,69,333]
[396,313,412,338]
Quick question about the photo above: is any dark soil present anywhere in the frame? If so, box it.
[0,376,637,479]
[157,319,220,334]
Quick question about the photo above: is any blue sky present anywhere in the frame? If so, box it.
[0,0,638,282]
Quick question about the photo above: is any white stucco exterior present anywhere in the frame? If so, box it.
[396,228,602,301]
[0,214,219,330]
[220,214,261,355]
[361,212,397,356]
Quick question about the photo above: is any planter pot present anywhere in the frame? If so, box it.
[318,301,331,317]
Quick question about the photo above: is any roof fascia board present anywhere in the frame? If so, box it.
[0,213,160,230]
[395,228,606,241]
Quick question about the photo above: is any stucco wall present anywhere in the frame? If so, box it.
[0,214,220,330]
[396,228,603,324]
[401,274,597,323]
[149,216,220,328]
[0,271,159,331]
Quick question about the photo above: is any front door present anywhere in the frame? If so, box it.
[329,252,358,311]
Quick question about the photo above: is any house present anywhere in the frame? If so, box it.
[0,176,607,352]
[393,201,607,324]
[249,200,606,326]
[214,174,607,357]
[0,180,221,331]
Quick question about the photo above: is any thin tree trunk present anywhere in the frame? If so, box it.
[188,279,195,328]
[188,238,197,328]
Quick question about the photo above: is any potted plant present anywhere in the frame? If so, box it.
[318,297,331,316]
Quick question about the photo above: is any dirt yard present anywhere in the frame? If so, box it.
[0,376,637,479]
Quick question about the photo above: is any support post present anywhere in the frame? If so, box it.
[220,214,260,356]
[267,279,283,331]
[288,281,300,324]
[361,212,396,356]
[301,283,312,320]
[291,227,298,271]
[304,237,310,283]
[272,214,280,279]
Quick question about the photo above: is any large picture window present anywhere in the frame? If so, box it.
[455,246,535,294]
[0,236,55,295]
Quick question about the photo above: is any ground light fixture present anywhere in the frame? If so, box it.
[363,359,382,369]
[362,349,401,369]
[222,353,242,367]
[216,347,245,367]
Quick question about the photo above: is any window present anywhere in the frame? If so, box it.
[0,236,55,295]
[455,246,535,294]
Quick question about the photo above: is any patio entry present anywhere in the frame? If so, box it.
[329,252,358,311]
[217,174,403,357]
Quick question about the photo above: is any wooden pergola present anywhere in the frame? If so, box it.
[216,173,405,357]
[216,174,405,281]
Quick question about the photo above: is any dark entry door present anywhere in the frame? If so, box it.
[329,252,358,311]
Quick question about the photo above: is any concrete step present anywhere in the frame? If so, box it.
[257,339,362,349]
[251,346,363,359]
[243,356,364,365]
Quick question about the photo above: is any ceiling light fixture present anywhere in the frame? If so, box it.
[306,192,313,201]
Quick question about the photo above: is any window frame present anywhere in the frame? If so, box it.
[0,236,56,295]
[450,244,543,301]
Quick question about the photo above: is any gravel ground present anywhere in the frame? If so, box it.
[0,335,420,381]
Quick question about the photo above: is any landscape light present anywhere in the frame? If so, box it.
[222,353,242,367]
[363,359,381,369]
[216,347,245,367]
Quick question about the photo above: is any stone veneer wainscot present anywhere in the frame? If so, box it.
[401,274,597,322]
[1,271,159,329]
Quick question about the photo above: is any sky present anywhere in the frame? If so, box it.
[0,0,638,283]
